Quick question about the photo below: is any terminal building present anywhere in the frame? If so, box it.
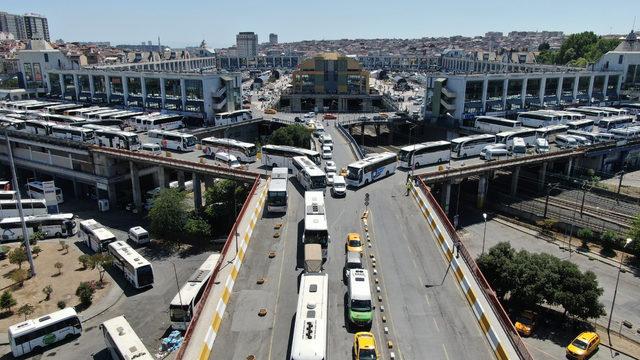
[280,52,391,112]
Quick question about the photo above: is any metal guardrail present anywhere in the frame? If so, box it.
[91,146,261,182]
[416,177,534,360]
[335,122,365,159]
[175,176,261,359]
[339,118,391,127]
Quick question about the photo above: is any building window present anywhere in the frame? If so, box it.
[44,53,49,62]
[619,55,624,64]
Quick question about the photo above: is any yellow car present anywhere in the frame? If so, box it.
[264,108,277,114]
[340,167,348,176]
[353,332,379,360]
[566,331,600,359]
[514,310,536,336]
[346,233,363,254]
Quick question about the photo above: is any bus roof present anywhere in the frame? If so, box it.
[450,134,495,144]
[291,273,328,360]
[201,137,255,148]
[148,129,193,137]
[8,307,78,337]
[1,213,74,224]
[400,140,450,152]
[262,144,318,156]
[347,152,397,169]
[476,116,519,122]
[170,254,220,306]
[92,227,116,241]
[100,316,153,360]
[271,167,289,179]
[349,269,371,301]
[293,156,324,176]
[108,241,151,268]
[269,178,287,192]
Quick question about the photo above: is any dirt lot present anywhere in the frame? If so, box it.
[0,241,112,329]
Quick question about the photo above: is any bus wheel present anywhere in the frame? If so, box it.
[177,147,181,152]
[272,163,278,168]
[365,179,370,185]
[386,171,389,176]
[55,232,62,238]
[415,162,420,168]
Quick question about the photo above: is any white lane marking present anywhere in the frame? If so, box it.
[432,318,440,332]
[442,343,450,360]
[424,294,431,307]
[267,209,290,359]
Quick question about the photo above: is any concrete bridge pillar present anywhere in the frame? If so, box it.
[177,170,186,190]
[193,174,202,212]
[477,175,488,209]
[510,166,521,196]
[375,125,381,137]
[108,183,117,207]
[204,176,215,188]
[441,182,451,214]
[129,161,142,211]
[360,124,366,145]
[538,162,547,193]
[158,166,167,188]
[565,158,573,177]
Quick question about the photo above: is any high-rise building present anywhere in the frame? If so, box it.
[0,12,26,40]
[269,33,278,45]
[236,32,258,58]
[23,13,49,41]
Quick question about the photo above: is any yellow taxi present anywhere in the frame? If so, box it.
[353,332,379,360]
[346,233,363,254]
[514,310,537,336]
[566,331,600,359]
[264,108,277,114]
[339,167,348,176]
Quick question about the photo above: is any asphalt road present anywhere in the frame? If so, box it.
[459,212,639,360]
[211,122,493,359]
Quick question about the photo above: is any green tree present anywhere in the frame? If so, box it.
[90,253,114,284]
[577,228,593,249]
[553,261,606,319]
[267,125,312,149]
[10,268,29,287]
[627,215,640,257]
[184,217,212,243]
[54,261,63,275]
[42,285,53,301]
[147,188,189,242]
[476,242,516,300]
[31,231,45,241]
[0,291,16,313]
[75,282,95,307]
[538,42,550,51]
[31,245,42,258]
[78,254,91,270]
[600,230,618,253]
[204,180,250,234]
[17,303,35,320]
[9,247,27,269]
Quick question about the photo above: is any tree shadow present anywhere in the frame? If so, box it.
[525,307,595,348]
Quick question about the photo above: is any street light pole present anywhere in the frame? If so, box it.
[607,238,632,347]
[3,127,36,276]
[616,169,625,204]
[481,213,488,255]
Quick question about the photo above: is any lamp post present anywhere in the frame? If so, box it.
[481,213,488,255]
[543,182,560,218]
[607,238,632,347]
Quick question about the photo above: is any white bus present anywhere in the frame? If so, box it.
[169,253,220,330]
[290,273,328,360]
[261,145,321,169]
[0,190,16,200]
[65,106,106,116]
[450,134,496,159]
[201,137,258,163]
[24,120,55,136]
[622,103,640,117]
[345,152,398,187]
[147,129,197,152]
[130,114,184,131]
[596,115,634,131]
[0,199,47,218]
[517,111,563,128]
[610,127,640,140]
[78,219,117,253]
[303,191,330,260]
[39,113,86,124]
[292,156,326,191]
[26,181,64,204]
[495,129,538,147]
[566,119,594,132]
[100,315,153,360]
[85,125,141,151]
[50,125,95,142]
[535,125,569,142]
[584,106,628,117]
[8,307,82,358]
[0,213,77,241]
[474,116,522,134]
[567,130,605,144]
[107,240,154,289]
[0,117,26,130]
[397,141,450,169]
[214,110,252,126]
[566,107,613,122]
[267,167,288,213]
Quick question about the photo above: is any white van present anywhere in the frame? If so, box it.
[344,251,363,281]
[484,147,510,161]
[511,137,527,157]
[321,145,332,159]
[566,134,591,146]
[319,134,333,149]
[480,144,507,159]
[347,269,373,326]
[314,124,325,138]
[332,175,346,197]
[141,143,162,155]
[214,152,241,169]
[535,138,550,153]
[128,226,150,245]
[556,135,578,149]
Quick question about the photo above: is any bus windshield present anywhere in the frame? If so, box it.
[268,191,287,206]
[451,142,461,153]
[184,136,196,147]
[137,265,154,286]
[246,146,258,157]
[169,304,189,322]
[304,229,328,246]
[128,135,140,145]
[351,299,372,312]
[346,166,361,181]
[398,149,412,162]
[311,175,325,189]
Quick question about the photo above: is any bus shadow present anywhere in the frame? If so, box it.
[101,265,151,298]
[285,313,296,360]
[295,219,305,270]
[92,348,113,360]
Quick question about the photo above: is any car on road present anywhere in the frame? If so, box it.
[353,332,380,360]
[264,108,277,114]
[324,160,337,173]
[332,175,346,197]
[321,145,332,159]
[323,113,337,120]
[535,138,550,153]
[566,331,600,359]
[346,232,363,254]
[514,310,537,336]
[479,144,507,159]
[141,143,162,155]
[326,171,336,185]
[344,251,363,281]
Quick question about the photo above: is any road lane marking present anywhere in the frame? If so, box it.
[424,294,431,306]
[432,317,439,332]
[442,343,450,360]
[267,211,290,359]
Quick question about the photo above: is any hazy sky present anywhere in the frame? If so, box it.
[3,0,639,48]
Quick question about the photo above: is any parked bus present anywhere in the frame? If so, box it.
[8,307,82,358]
[474,116,521,134]
[214,110,252,126]
[45,103,83,114]
[26,181,64,204]
[261,145,321,169]
[0,199,47,218]
[584,106,628,117]
[610,127,640,140]
[0,117,26,130]
[100,315,153,360]
[568,130,607,144]
[292,156,326,191]
[130,114,184,131]
[267,167,288,213]
[290,273,328,360]
[147,129,197,152]
[39,113,86,124]
[50,125,95,142]
[201,137,258,162]
[517,111,563,128]
[621,103,640,117]
[397,141,450,169]
[495,129,538,147]
[535,125,569,142]
[85,125,141,150]
[596,115,634,131]
[0,190,16,200]
[450,134,496,159]
[24,120,55,136]
[0,213,77,241]
[303,191,330,260]
[566,107,613,122]
[107,240,154,289]
[169,254,220,330]
[110,111,144,121]
[345,152,398,187]
[566,119,594,132]
[65,106,106,116]
[84,109,120,119]
[78,219,117,253]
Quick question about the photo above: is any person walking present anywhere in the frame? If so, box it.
[405,177,412,196]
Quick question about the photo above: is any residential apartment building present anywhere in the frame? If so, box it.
[0,12,26,40]
[236,32,258,58]
[0,12,49,41]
